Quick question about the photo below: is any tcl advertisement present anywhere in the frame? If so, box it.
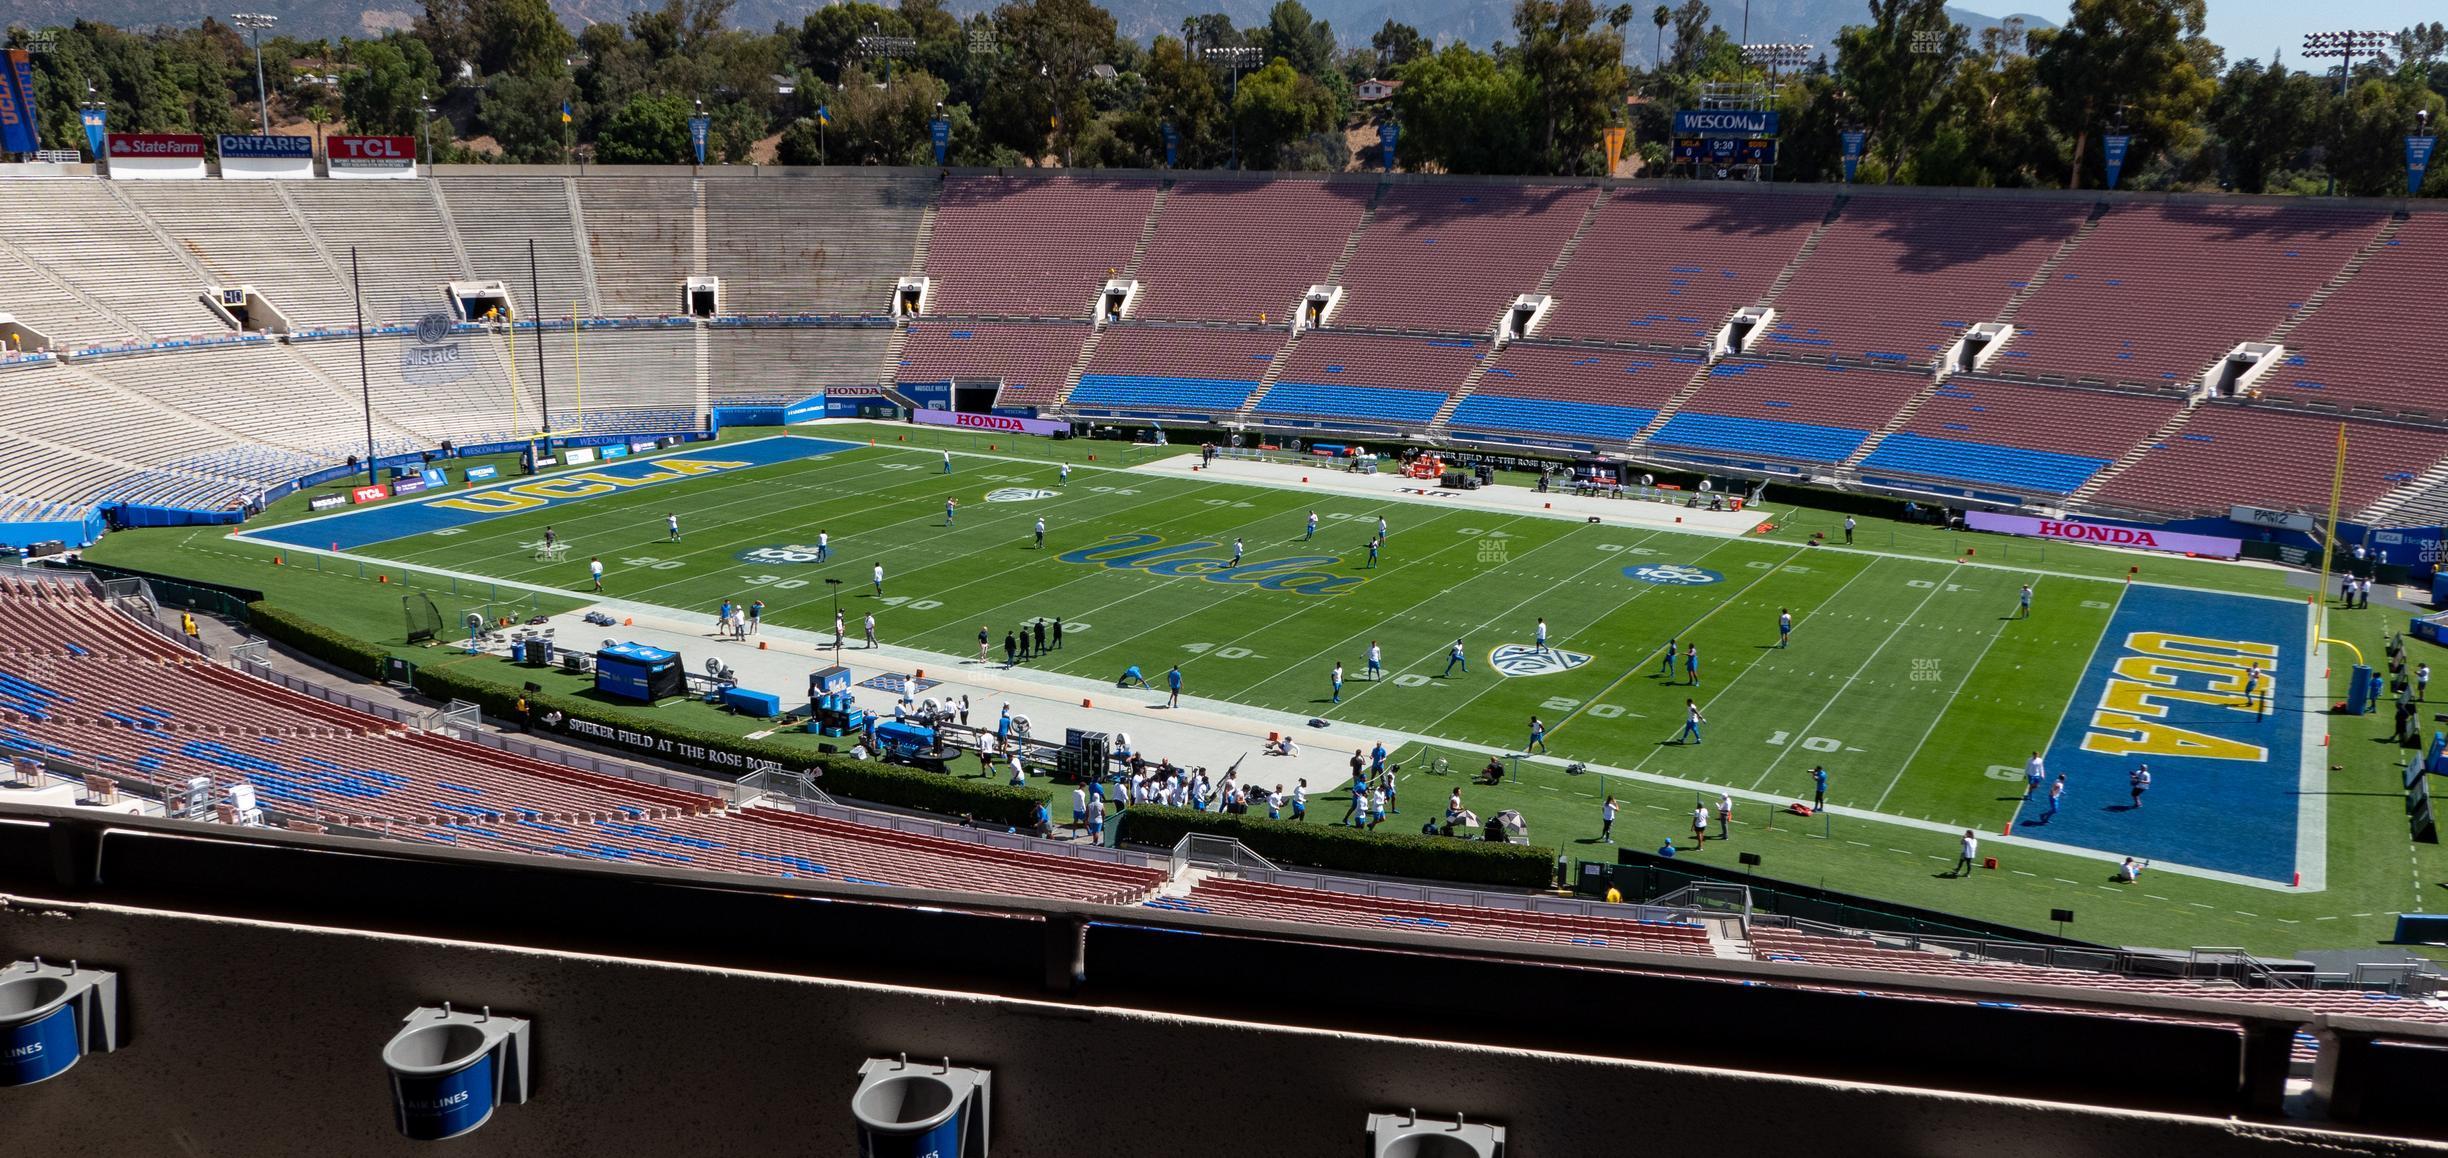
[328,134,417,179]
[351,484,392,504]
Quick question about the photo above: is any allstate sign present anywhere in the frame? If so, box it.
[1626,563,1723,585]
[1674,110,1778,136]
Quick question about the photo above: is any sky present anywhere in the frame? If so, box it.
[1948,0,2436,68]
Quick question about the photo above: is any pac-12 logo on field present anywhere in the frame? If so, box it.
[738,544,825,564]
[985,488,1056,502]
[1489,644,1592,678]
[1626,563,1723,586]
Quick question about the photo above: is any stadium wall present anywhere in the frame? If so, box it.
[0,506,104,549]
[5,804,2444,1154]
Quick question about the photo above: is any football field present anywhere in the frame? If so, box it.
[238,429,2329,896]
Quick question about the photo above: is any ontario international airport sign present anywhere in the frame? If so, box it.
[1966,511,2242,559]
[912,408,1068,436]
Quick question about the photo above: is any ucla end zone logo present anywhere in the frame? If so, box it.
[1057,533,1366,597]
[738,544,825,565]
[1626,563,1723,586]
[985,487,1056,502]
[1489,644,1592,678]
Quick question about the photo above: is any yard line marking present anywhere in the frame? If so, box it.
[2011,870,2036,876]
[2052,877,2079,885]
[1869,569,2046,811]
[1550,542,1818,739]
[1746,558,1965,792]
[1989,580,2128,833]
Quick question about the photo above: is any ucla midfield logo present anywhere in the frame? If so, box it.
[1057,533,1367,597]
[738,544,825,564]
[985,487,1055,502]
[1626,563,1724,586]
[1490,644,1592,678]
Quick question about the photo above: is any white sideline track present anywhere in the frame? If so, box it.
[1128,452,1778,537]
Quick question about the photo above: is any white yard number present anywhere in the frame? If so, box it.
[621,556,684,571]
[1906,579,1967,591]
[741,574,808,590]
[1181,642,1252,659]
[1765,731,1842,752]
[1392,673,1433,687]
[1983,765,2025,782]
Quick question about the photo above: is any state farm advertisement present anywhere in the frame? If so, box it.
[1966,511,2241,559]
[913,408,1068,437]
[107,132,207,157]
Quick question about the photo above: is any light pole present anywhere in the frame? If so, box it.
[231,12,277,135]
[858,24,916,90]
[1203,45,1261,169]
[420,92,437,167]
[2302,29,2389,196]
[825,578,844,666]
[1739,42,1811,80]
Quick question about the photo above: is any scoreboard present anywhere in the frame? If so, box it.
[1673,137,1778,165]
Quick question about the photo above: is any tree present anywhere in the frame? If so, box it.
[342,33,442,136]
[1514,0,1629,174]
[1142,33,1227,166]
[1830,0,1967,183]
[2210,59,2320,192]
[1666,0,1712,73]
[2326,73,2447,195]
[480,71,576,162]
[982,0,1117,164]
[1650,5,1669,70]
[1370,20,1426,73]
[1231,56,1337,169]
[798,3,910,85]
[1392,42,1537,173]
[595,91,693,162]
[1262,0,1336,82]
[479,0,574,81]
[2030,0,2218,189]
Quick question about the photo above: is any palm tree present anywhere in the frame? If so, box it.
[1651,5,1670,70]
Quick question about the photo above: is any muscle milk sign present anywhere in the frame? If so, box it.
[329,134,416,178]
[1966,511,2240,559]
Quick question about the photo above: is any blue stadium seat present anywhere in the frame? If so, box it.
[1648,412,1868,463]
[1071,374,1257,412]
[1859,432,2111,494]
[1254,382,1447,424]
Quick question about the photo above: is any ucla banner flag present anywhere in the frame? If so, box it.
[0,49,38,156]
[2102,133,2132,190]
[1160,121,1178,168]
[1378,121,1398,173]
[688,113,710,165]
[1840,130,1867,183]
[2409,134,2438,197]
[81,105,108,157]
[930,115,949,165]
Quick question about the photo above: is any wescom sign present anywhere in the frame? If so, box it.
[1965,511,2241,558]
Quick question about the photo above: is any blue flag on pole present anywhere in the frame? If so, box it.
[817,104,832,126]
[1161,121,1178,168]
[1378,121,1398,173]
[2409,135,2438,197]
[688,113,710,165]
[930,116,950,165]
[1840,130,1866,183]
[2102,133,2132,190]
[0,50,37,155]
[82,106,109,157]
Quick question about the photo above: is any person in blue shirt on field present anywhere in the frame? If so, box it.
[1659,636,1678,678]
[1120,664,1150,688]
[1811,765,1828,811]
[1370,741,1387,776]
[1365,536,1380,568]
[1778,608,1793,648]
[1167,664,1183,708]
[1684,643,1701,686]
[1657,838,1678,858]
[1527,715,1547,753]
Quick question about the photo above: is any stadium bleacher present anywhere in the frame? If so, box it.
[2088,404,2448,518]
[1648,358,1931,464]
[1071,325,1286,416]
[1333,183,1595,332]
[1126,179,1375,324]
[1858,379,2182,495]
[1542,187,1826,346]
[1256,331,1483,426]
[706,174,933,315]
[1765,196,2088,366]
[1454,341,1700,444]
[1999,203,2384,388]
[922,175,1160,317]
[2260,213,2448,419]
[897,320,1092,408]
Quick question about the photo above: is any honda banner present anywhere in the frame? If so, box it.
[329,134,417,179]
[1966,510,2240,559]
[913,408,1067,437]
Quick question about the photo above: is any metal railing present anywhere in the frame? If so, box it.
[1170,833,1278,878]
[1651,882,1755,926]
[1251,864,1705,928]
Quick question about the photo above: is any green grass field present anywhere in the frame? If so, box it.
[87,422,2444,958]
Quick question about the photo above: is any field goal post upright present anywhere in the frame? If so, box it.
[507,240,586,465]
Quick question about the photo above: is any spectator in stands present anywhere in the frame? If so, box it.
[181,612,198,641]
[514,693,531,732]
[1952,830,1979,877]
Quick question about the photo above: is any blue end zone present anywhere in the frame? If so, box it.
[243,435,861,551]
[1859,432,2109,494]
[2017,584,2308,883]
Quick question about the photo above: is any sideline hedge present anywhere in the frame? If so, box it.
[246,602,386,678]
[1116,805,1555,889]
